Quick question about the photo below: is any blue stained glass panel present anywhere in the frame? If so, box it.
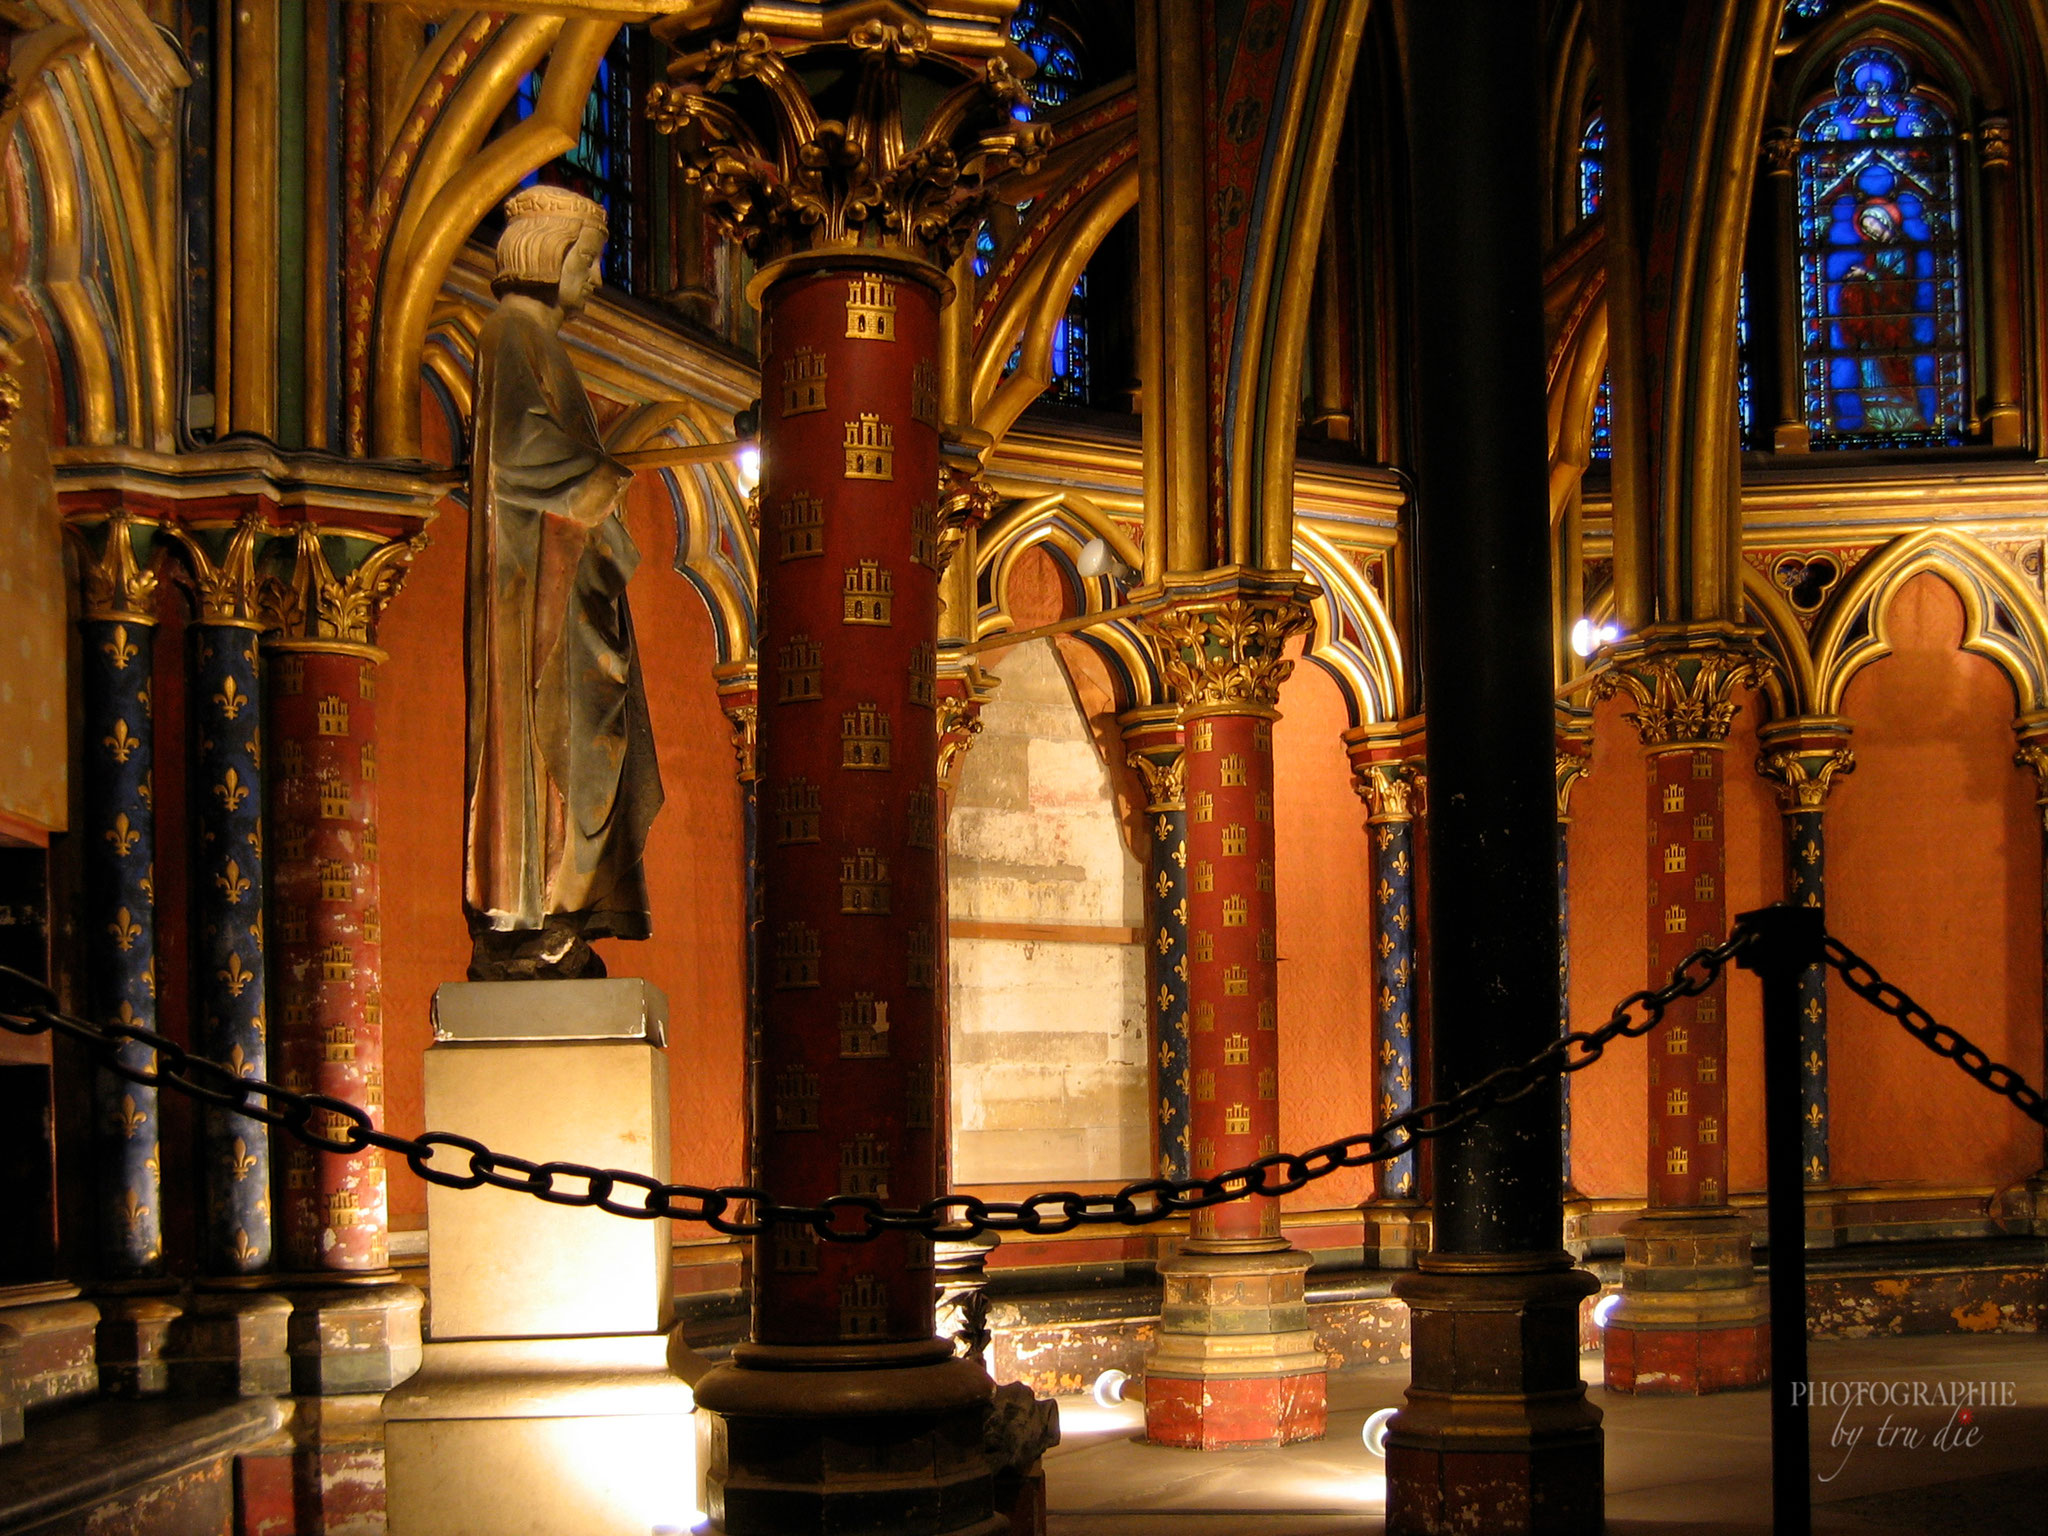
[1795,45,1965,447]
[1010,1,1085,112]
[1578,114,1605,220]
[1591,371,1612,461]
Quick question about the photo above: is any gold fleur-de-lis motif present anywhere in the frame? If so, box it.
[103,625,139,670]
[105,813,141,858]
[137,778,153,808]
[215,767,249,812]
[247,734,262,769]
[122,1187,149,1231]
[215,860,251,904]
[214,674,248,720]
[228,1044,253,1078]
[109,907,143,951]
[116,1094,147,1138]
[230,1138,259,1180]
[112,1001,140,1029]
[248,823,263,857]
[231,1229,260,1267]
[218,952,253,997]
[138,870,155,905]
[104,717,139,763]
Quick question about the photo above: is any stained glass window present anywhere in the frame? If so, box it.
[1795,45,1965,447]
[1010,2,1085,112]
[1048,273,1090,404]
[1579,112,1612,460]
[1577,113,1605,220]
[1737,273,1755,444]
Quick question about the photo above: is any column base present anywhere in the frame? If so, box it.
[694,1338,1005,1536]
[384,1333,696,1536]
[1143,1247,1328,1449]
[162,1289,293,1397]
[287,1283,423,1396]
[1601,1212,1768,1395]
[1803,1187,1850,1250]
[95,1293,183,1397]
[1387,1251,1602,1536]
[1365,1199,1431,1270]
[2023,1170,2048,1238]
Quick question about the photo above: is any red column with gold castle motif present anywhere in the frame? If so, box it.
[651,13,1049,1529]
[1141,582,1328,1449]
[751,259,946,1343]
[1598,642,1770,1394]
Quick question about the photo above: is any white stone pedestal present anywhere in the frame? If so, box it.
[384,979,699,1535]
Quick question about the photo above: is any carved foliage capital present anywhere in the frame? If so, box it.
[69,508,161,623]
[166,509,268,627]
[1979,115,2013,170]
[1350,754,1423,823]
[1594,647,1770,747]
[1150,598,1312,717]
[260,525,427,650]
[1554,746,1592,819]
[2015,737,2048,830]
[1760,124,1799,176]
[1126,749,1186,814]
[649,28,1048,266]
[937,692,985,788]
[1756,744,1855,811]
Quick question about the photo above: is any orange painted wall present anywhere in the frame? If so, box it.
[1827,572,2042,1191]
[1274,648,1375,1209]
[375,443,748,1227]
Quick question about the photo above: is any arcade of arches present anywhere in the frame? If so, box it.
[2,2,2047,1533]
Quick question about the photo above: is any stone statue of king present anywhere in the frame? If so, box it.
[463,186,662,981]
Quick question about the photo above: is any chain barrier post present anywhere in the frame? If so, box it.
[1736,901,1826,1536]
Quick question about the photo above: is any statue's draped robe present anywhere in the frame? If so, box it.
[464,304,662,938]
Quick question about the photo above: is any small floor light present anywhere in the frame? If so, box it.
[1362,1407,1397,1457]
[1092,1368,1130,1408]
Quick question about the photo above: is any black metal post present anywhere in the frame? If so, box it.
[1736,901,1828,1536]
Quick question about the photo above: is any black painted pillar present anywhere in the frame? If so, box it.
[1387,3,1602,1530]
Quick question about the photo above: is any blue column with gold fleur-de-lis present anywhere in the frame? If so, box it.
[1124,710,1192,1180]
[1787,808,1829,1185]
[174,510,275,1274]
[1352,747,1422,1202]
[72,510,165,1279]
[1757,723,1854,1192]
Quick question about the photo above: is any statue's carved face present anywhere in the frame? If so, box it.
[558,227,605,314]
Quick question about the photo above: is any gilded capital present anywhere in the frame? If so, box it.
[70,508,162,624]
[936,691,986,791]
[261,524,426,655]
[0,355,19,450]
[1555,748,1591,820]
[1978,115,2013,171]
[167,510,269,628]
[1594,640,1770,748]
[1147,587,1314,720]
[1355,760,1423,824]
[649,20,1048,269]
[2015,729,2048,831]
[1756,744,1854,813]
[1760,125,1798,177]
[1126,750,1186,814]
[717,667,760,784]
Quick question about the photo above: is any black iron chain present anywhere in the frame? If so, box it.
[8,920,2041,1243]
[1,936,1744,1243]
[1822,934,2048,1127]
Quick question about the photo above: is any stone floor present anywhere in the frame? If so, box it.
[1041,1334,2048,1533]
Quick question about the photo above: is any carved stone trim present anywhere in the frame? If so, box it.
[1756,739,1855,813]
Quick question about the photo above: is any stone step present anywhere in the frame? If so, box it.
[0,1397,280,1536]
